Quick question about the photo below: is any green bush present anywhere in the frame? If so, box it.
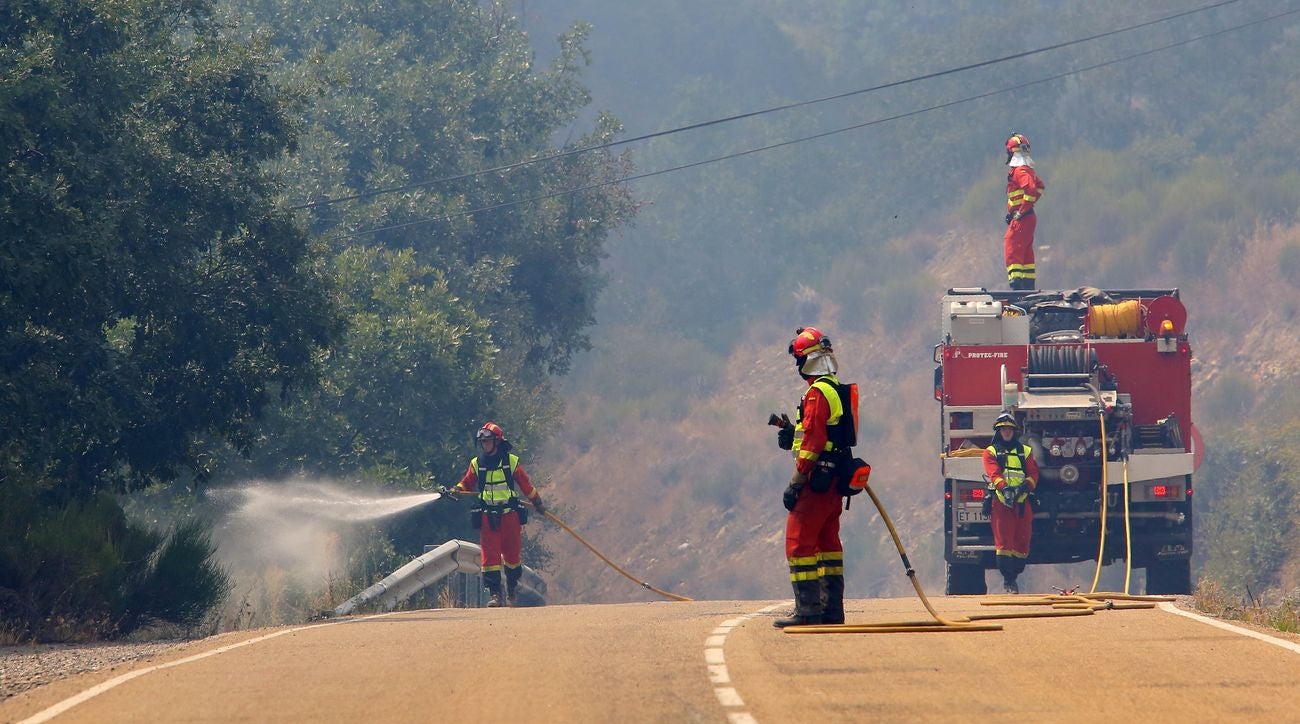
[0,487,230,641]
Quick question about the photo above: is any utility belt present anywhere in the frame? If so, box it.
[808,452,870,498]
[470,499,528,529]
[1016,207,1035,218]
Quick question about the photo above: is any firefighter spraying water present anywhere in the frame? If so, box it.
[440,422,547,608]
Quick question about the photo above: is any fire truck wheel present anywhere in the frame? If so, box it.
[1145,560,1192,595]
[945,562,988,595]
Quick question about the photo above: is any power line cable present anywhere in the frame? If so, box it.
[332,6,1299,242]
[292,0,1243,211]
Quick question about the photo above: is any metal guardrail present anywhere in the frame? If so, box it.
[331,539,546,616]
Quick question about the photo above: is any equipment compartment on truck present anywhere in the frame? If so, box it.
[935,288,1196,595]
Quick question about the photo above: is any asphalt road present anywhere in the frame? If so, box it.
[4,597,1299,723]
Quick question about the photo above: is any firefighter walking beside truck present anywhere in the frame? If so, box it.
[772,328,870,628]
[983,412,1040,594]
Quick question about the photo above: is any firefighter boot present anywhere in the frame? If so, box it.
[504,565,523,607]
[773,579,825,629]
[821,574,845,625]
[997,555,1019,594]
[484,570,503,607]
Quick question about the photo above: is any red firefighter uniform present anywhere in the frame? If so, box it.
[780,375,849,626]
[1004,134,1045,290]
[453,428,543,606]
[982,440,1040,561]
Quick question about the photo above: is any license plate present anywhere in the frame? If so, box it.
[957,509,990,524]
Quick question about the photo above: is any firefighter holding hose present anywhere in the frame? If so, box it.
[449,422,545,607]
[984,412,1039,593]
[771,327,861,628]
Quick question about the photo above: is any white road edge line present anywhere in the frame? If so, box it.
[18,611,401,724]
[1158,602,1300,655]
[705,603,785,724]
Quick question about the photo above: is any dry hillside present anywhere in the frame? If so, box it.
[538,220,1300,604]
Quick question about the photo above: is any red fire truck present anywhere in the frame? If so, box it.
[935,288,1199,595]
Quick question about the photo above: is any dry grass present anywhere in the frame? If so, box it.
[1194,578,1300,635]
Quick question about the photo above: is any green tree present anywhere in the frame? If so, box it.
[0,0,336,497]
[218,0,636,498]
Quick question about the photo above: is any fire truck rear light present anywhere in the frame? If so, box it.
[1152,484,1170,498]
[1161,319,1175,334]
[971,488,986,500]
[1075,442,1087,456]
[945,491,952,500]
[1186,488,1193,496]
[1050,444,1062,457]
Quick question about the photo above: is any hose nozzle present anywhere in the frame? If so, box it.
[767,413,793,429]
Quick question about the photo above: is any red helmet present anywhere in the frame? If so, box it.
[1006,133,1030,156]
[789,327,831,358]
[476,422,505,442]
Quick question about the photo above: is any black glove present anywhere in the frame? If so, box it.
[1005,211,1014,225]
[981,490,993,516]
[783,485,801,511]
[531,495,546,515]
[777,426,794,450]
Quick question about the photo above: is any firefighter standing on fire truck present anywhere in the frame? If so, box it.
[449,422,546,607]
[772,327,850,628]
[983,412,1040,593]
[1003,133,1045,290]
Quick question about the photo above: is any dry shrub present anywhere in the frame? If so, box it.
[1195,578,1300,634]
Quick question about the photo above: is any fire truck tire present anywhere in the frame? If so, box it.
[945,563,988,595]
[1145,560,1192,595]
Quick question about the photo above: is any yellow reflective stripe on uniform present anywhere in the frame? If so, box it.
[995,550,1028,558]
[810,379,843,426]
[817,551,843,563]
[797,449,819,460]
[788,553,821,581]
[987,444,1033,502]
[1021,193,1037,202]
[469,454,521,505]
[820,566,845,576]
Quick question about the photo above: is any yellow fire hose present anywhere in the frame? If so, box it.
[788,485,1002,634]
[1089,300,1142,337]
[787,483,1171,635]
[538,507,693,602]
[1122,458,1133,594]
[1089,411,1109,594]
[1088,411,1136,595]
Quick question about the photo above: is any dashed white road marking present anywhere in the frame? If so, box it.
[18,612,400,724]
[714,687,745,706]
[1158,602,1300,655]
[704,602,785,724]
